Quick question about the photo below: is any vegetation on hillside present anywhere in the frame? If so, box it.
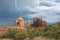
[0,22,60,40]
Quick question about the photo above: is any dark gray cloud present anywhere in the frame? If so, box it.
[0,0,60,26]
[0,0,19,26]
[55,0,60,2]
[39,2,55,7]
[0,0,17,12]
[0,0,19,18]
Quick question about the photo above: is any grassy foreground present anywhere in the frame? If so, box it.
[0,22,60,40]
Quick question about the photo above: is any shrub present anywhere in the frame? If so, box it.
[15,32,28,40]
[39,26,60,40]
[28,31,39,40]
[2,29,17,38]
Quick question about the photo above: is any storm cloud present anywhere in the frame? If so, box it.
[0,0,60,26]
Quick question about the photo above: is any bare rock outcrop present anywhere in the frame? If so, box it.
[16,17,24,27]
[27,20,31,26]
[33,18,48,27]
[15,17,25,31]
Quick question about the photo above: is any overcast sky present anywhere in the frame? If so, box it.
[0,0,60,26]
[16,0,60,23]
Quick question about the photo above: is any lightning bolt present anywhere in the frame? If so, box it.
[15,0,22,17]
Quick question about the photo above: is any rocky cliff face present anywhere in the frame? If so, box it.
[16,17,24,27]
[33,18,48,27]
[0,17,48,35]
[27,20,31,26]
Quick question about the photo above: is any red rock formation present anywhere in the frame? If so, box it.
[0,27,10,35]
[27,20,31,26]
[0,17,48,35]
[16,17,24,27]
[33,18,47,27]
[41,19,47,27]
[15,17,25,31]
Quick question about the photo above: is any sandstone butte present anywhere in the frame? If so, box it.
[0,17,48,35]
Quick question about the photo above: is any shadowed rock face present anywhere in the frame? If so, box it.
[33,18,48,27]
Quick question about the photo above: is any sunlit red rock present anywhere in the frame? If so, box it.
[41,19,48,27]
[15,17,27,31]
[16,17,24,27]
[27,20,31,26]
